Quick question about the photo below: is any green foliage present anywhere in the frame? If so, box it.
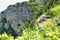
[56,18,60,26]
[0,0,60,40]
[1,17,7,23]
[0,27,6,34]
[22,20,34,29]
[48,5,60,17]
[0,26,17,38]
[0,33,14,40]
[6,27,18,37]
[0,24,60,40]
[1,17,7,27]
[28,1,44,18]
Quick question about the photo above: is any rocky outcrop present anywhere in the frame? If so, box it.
[0,3,32,34]
[36,15,51,27]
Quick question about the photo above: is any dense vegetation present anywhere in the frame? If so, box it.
[0,0,60,40]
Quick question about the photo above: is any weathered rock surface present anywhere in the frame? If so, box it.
[0,3,32,34]
[4,22,10,30]
[36,15,51,27]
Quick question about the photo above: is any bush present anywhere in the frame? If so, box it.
[0,26,17,38]
[0,33,14,40]
[6,27,18,38]
[13,24,60,40]
[48,5,60,17]
[0,23,60,40]
[0,27,6,34]
[56,18,60,26]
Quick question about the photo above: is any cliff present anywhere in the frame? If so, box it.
[0,3,32,34]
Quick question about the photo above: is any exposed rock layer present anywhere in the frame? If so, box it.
[0,3,32,34]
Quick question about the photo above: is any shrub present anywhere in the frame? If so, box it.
[0,27,6,34]
[0,33,14,40]
[48,5,60,17]
[56,18,60,26]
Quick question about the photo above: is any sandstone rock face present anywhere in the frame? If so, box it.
[0,3,32,34]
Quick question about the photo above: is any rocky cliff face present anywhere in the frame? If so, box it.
[0,3,32,34]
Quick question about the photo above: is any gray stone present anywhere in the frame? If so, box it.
[0,13,2,21]
[0,3,32,34]
[4,23,10,30]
